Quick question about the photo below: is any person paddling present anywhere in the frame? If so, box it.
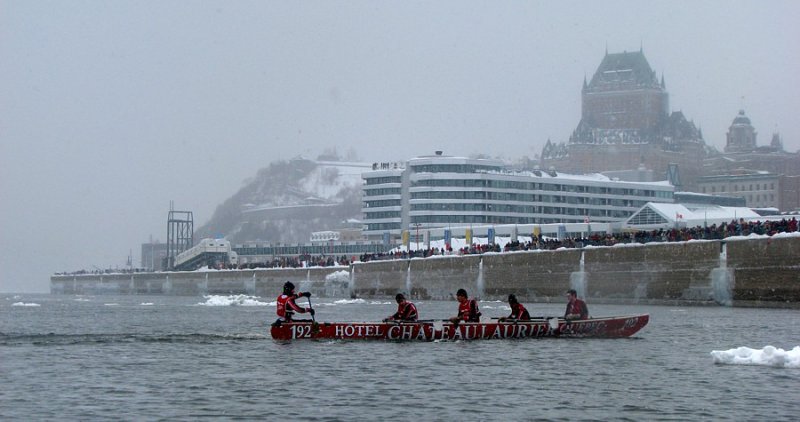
[449,288,481,323]
[564,289,589,321]
[499,294,531,322]
[274,281,314,325]
[384,293,418,322]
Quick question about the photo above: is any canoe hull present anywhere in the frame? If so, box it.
[270,314,649,341]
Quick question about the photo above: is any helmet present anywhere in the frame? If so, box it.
[283,281,295,294]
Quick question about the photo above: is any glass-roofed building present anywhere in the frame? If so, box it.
[624,202,761,230]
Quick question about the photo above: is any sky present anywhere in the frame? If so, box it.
[1,0,798,292]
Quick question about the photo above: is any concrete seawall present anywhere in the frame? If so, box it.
[51,235,800,308]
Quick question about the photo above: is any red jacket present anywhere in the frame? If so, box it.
[276,293,308,321]
[390,301,418,321]
[509,303,531,320]
[457,298,481,322]
[565,298,589,320]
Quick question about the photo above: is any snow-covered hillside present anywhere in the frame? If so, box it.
[194,157,369,245]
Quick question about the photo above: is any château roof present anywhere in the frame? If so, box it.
[731,110,751,126]
[586,50,661,92]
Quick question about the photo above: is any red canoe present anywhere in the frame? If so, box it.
[270,314,649,341]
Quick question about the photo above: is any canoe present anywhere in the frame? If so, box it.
[270,314,649,341]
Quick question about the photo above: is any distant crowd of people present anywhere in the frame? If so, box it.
[57,217,798,274]
[359,217,799,262]
[54,267,150,276]
[232,254,353,270]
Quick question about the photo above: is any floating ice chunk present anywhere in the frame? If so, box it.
[333,298,366,305]
[711,346,800,368]
[197,295,271,306]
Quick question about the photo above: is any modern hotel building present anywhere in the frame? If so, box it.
[362,152,675,239]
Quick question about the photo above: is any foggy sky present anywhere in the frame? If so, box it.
[2,1,798,292]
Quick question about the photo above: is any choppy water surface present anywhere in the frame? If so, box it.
[2,294,799,420]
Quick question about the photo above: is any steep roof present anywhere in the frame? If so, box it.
[586,50,660,92]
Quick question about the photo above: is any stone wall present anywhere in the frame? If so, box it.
[51,236,800,308]
[726,236,800,305]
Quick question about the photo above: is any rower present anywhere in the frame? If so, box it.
[564,289,589,321]
[384,293,418,322]
[449,288,481,323]
[499,294,531,322]
[273,281,314,326]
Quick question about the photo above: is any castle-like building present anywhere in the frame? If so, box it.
[540,49,798,211]
[540,49,707,190]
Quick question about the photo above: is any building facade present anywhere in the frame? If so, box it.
[703,110,800,211]
[362,152,675,239]
[696,171,780,209]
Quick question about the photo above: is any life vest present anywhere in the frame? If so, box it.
[458,298,481,322]
[399,301,418,321]
[565,298,589,319]
[276,294,303,320]
[511,303,531,320]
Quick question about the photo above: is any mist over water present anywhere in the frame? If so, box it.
[3,294,799,420]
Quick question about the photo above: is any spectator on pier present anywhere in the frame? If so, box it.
[273,281,314,326]
[384,293,418,322]
[564,289,589,321]
[449,288,481,323]
[499,294,531,321]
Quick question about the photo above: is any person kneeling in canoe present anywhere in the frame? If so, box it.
[499,294,531,322]
[564,289,589,321]
[273,281,314,326]
[383,293,418,322]
[449,288,481,323]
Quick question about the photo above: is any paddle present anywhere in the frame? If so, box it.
[491,316,559,321]
[385,319,450,324]
[306,295,316,323]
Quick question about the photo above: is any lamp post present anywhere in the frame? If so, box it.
[413,223,421,251]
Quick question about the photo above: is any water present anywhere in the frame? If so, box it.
[2,294,799,420]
